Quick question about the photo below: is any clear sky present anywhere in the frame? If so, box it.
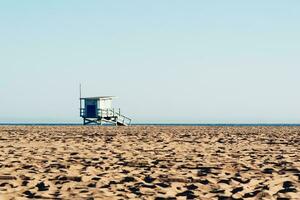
[0,1,300,123]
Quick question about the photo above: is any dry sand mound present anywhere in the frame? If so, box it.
[0,126,299,199]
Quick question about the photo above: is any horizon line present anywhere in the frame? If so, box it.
[1,123,300,127]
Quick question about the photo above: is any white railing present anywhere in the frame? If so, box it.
[99,109,132,125]
[80,108,131,125]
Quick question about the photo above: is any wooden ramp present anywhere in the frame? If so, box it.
[101,109,131,126]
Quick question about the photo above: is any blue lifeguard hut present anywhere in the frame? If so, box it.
[80,96,131,126]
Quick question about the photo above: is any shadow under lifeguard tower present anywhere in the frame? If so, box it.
[80,96,131,126]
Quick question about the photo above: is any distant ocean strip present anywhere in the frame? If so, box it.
[1,123,300,126]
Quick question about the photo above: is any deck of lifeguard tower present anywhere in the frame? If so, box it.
[80,96,131,126]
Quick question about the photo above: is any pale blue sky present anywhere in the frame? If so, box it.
[0,1,300,123]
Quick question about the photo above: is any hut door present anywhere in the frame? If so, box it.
[86,105,97,118]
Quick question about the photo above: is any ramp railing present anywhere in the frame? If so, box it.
[98,109,132,125]
[80,108,131,125]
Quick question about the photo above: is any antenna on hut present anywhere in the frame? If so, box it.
[79,83,82,99]
[79,83,82,118]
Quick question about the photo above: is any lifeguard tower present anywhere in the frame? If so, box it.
[80,96,131,126]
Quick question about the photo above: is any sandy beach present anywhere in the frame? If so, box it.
[0,126,299,199]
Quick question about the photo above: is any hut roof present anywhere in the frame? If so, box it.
[80,96,116,100]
